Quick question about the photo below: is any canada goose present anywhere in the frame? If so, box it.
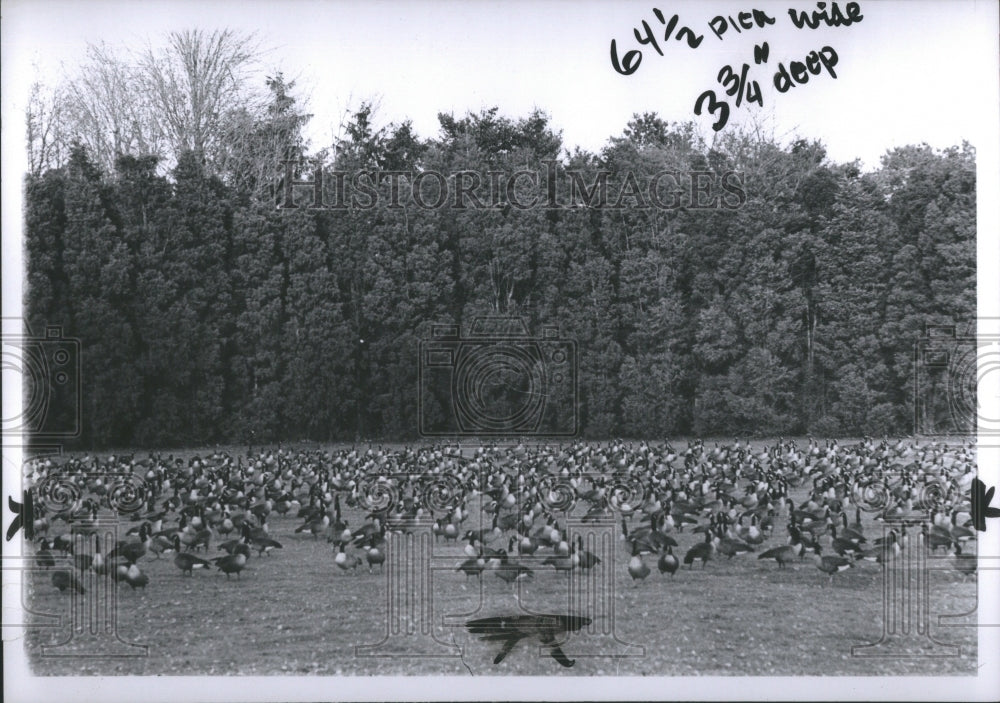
[149,532,177,559]
[812,546,852,585]
[73,535,98,572]
[457,555,486,580]
[296,514,331,539]
[575,535,601,570]
[716,530,754,559]
[334,542,361,573]
[108,524,151,565]
[52,569,85,594]
[218,537,246,555]
[627,540,650,583]
[35,540,55,569]
[365,537,386,574]
[839,512,866,543]
[252,536,283,557]
[123,563,149,590]
[517,533,540,556]
[213,543,250,579]
[829,525,863,559]
[683,531,714,569]
[542,548,575,575]
[495,538,534,584]
[173,536,213,575]
[657,545,679,576]
[757,544,799,569]
[953,542,976,578]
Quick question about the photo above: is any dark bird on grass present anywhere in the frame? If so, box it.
[52,569,84,594]
[51,534,73,555]
[517,533,540,556]
[296,514,330,539]
[758,544,800,569]
[464,514,501,547]
[953,542,977,578]
[575,535,601,570]
[123,563,149,590]
[812,547,852,585]
[838,512,866,544]
[716,533,754,559]
[74,535,102,572]
[334,541,361,573]
[108,524,151,565]
[495,537,534,584]
[149,533,178,559]
[657,545,679,576]
[542,550,575,575]
[683,531,715,569]
[457,555,486,580]
[498,511,522,533]
[829,526,864,559]
[621,515,676,554]
[35,540,55,569]
[173,536,212,575]
[252,536,283,557]
[465,614,592,668]
[213,543,250,579]
[627,540,650,583]
[736,515,766,545]
[495,554,534,585]
[218,537,246,555]
[788,524,820,556]
[365,538,386,574]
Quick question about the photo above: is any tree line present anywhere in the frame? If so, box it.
[23,31,976,448]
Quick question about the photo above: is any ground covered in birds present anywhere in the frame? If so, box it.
[20,439,979,676]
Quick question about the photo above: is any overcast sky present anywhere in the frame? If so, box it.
[2,3,1000,700]
[2,0,997,169]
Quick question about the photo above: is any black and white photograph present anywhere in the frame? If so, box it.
[2,0,998,700]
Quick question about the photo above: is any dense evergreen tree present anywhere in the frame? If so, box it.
[23,106,976,447]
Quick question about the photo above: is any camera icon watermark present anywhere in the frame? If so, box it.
[2,321,81,440]
[418,317,578,437]
[914,321,1000,436]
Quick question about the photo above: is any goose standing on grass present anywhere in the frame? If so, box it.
[334,541,361,573]
[123,563,150,590]
[627,540,651,583]
[457,553,486,581]
[575,535,601,570]
[495,537,534,585]
[213,543,250,580]
[657,545,679,577]
[252,534,284,557]
[35,540,55,569]
[683,530,715,569]
[172,535,213,575]
[365,535,386,574]
[109,524,151,565]
[149,531,177,559]
[52,569,85,594]
[953,542,977,579]
[812,546,852,585]
[757,543,800,569]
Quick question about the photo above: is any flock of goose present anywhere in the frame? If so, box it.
[20,437,979,601]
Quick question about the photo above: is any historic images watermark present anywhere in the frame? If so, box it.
[915,321,1000,436]
[1,321,81,441]
[418,317,577,438]
[276,160,746,211]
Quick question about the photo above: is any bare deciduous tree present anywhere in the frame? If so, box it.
[26,80,67,176]
[139,29,264,165]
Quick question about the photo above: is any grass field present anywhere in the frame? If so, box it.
[19,440,980,676]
